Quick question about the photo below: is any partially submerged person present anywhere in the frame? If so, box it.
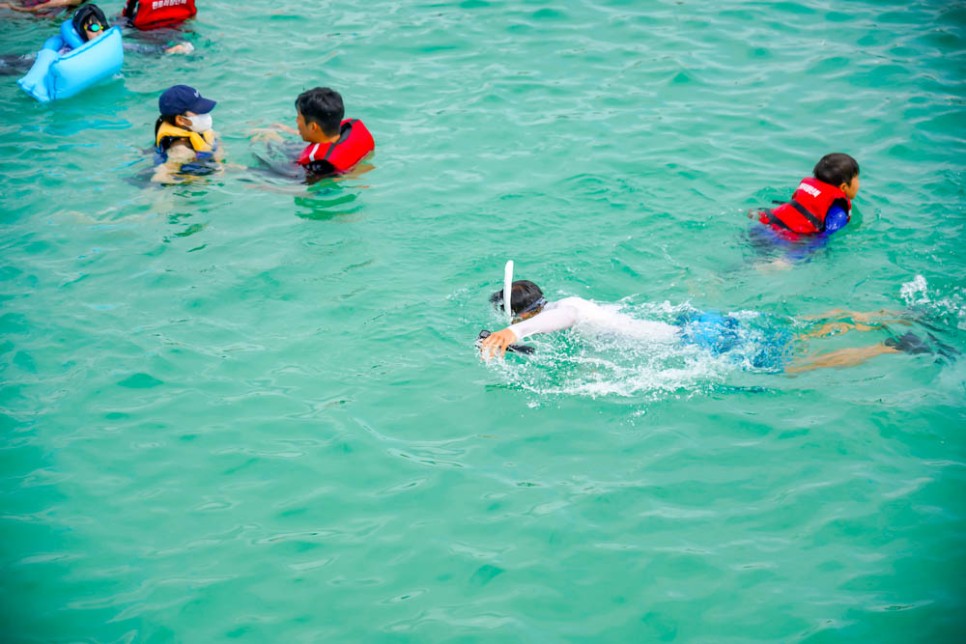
[152,84,221,184]
[294,87,375,180]
[479,280,955,374]
[252,87,375,183]
[121,0,196,30]
[119,0,195,54]
[757,153,860,238]
[14,3,120,100]
[55,2,109,51]
[3,1,189,78]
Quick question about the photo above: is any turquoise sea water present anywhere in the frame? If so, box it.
[1,0,964,640]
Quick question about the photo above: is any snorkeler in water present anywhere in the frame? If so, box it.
[478,277,956,373]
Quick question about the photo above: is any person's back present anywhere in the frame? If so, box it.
[510,296,679,343]
[122,0,196,30]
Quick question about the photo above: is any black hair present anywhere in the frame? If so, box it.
[490,280,544,316]
[72,4,108,42]
[813,153,859,187]
[295,87,344,138]
[154,114,182,150]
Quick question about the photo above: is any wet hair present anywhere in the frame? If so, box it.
[72,4,108,42]
[295,87,344,138]
[154,114,183,150]
[813,153,859,187]
[490,280,545,316]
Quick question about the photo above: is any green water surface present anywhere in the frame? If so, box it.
[1,0,964,641]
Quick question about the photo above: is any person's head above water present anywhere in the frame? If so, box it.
[72,4,109,42]
[155,85,217,139]
[490,280,546,319]
[814,152,860,200]
[295,87,344,143]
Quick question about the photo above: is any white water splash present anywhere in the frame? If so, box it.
[492,301,781,400]
[900,275,930,305]
[900,275,966,331]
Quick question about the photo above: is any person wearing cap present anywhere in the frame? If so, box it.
[152,84,221,183]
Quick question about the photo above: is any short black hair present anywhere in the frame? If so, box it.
[295,87,344,138]
[490,280,544,316]
[73,3,108,42]
[813,153,859,187]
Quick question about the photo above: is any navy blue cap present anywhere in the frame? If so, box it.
[158,85,217,116]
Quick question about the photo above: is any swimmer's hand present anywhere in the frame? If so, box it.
[480,328,519,359]
[250,128,285,143]
[272,122,299,135]
[165,42,194,55]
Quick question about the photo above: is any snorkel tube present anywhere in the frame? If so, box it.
[476,259,535,356]
[503,260,514,320]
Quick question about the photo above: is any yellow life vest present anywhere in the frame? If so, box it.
[155,122,216,154]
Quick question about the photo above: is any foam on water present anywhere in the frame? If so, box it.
[901,274,966,331]
[494,301,792,399]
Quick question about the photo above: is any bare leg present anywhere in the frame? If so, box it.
[802,309,904,323]
[786,344,900,374]
[801,321,882,339]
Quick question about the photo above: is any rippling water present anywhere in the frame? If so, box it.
[1,0,964,640]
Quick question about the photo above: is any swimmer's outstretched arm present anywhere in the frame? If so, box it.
[480,306,578,358]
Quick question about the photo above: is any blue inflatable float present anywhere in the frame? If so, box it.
[18,20,123,103]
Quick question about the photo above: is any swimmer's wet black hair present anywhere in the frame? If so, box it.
[296,87,344,138]
[72,3,108,42]
[813,153,859,187]
[490,280,544,316]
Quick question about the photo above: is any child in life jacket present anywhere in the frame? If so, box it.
[757,153,860,237]
[152,84,220,183]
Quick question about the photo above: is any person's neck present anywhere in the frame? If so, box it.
[307,131,340,145]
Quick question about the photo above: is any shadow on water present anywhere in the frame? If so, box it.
[247,141,367,221]
[294,186,363,221]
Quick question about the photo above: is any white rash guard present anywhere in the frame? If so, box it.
[507,297,680,344]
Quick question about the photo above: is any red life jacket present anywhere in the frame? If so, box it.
[759,177,850,235]
[297,119,375,174]
[123,0,197,30]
